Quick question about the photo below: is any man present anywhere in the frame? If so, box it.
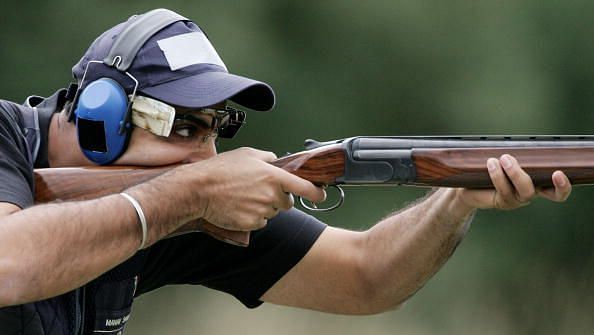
[0,8,571,335]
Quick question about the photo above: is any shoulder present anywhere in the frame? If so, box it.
[0,99,28,144]
[0,99,32,155]
[0,99,32,139]
[0,100,23,123]
[0,99,36,208]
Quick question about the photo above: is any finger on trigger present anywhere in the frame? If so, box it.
[278,169,326,203]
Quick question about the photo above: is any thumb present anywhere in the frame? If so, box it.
[232,147,278,162]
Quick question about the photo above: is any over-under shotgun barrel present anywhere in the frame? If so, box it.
[33,135,594,246]
[297,136,594,187]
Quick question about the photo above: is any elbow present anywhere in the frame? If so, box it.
[349,238,419,315]
[351,269,414,315]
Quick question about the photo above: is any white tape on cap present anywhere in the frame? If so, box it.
[157,32,227,71]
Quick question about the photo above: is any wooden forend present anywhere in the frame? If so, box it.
[413,147,594,188]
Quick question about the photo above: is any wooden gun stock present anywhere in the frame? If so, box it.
[33,136,594,247]
[33,144,346,247]
[33,166,251,247]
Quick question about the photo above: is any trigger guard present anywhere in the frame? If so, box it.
[299,185,345,212]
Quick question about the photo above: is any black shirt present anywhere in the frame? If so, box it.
[0,100,36,208]
[0,90,327,335]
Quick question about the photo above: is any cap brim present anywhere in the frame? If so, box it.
[139,71,275,111]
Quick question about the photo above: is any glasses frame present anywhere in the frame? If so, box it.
[173,106,246,140]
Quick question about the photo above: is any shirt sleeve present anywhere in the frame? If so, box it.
[0,103,35,209]
[136,208,327,308]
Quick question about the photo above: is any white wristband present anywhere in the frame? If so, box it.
[120,192,148,250]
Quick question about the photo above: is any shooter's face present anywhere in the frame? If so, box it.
[113,110,219,166]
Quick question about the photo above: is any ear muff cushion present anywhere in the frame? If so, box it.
[75,78,131,165]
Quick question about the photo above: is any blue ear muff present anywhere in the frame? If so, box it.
[75,78,132,165]
[70,10,186,165]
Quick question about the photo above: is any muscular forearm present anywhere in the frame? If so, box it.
[0,166,205,307]
[263,188,475,314]
[0,195,140,306]
[359,188,474,312]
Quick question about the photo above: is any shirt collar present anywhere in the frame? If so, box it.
[23,89,68,168]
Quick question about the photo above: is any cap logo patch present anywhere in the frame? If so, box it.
[157,32,227,71]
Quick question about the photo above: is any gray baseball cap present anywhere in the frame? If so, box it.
[72,10,275,111]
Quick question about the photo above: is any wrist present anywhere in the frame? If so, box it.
[120,192,148,250]
[176,162,210,220]
[123,163,210,243]
[423,188,476,238]
[433,188,477,221]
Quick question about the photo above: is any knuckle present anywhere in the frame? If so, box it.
[497,197,512,209]
[258,219,268,230]
[255,205,271,217]
[243,216,261,230]
[517,189,535,202]
[261,166,276,177]
[281,200,293,210]
[260,172,279,187]
[496,185,512,198]
[262,189,279,204]
[280,193,295,210]
[565,185,573,196]
[526,188,536,199]
[242,147,276,161]
[243,217,265,230]
[558,191,570,202]
[268,209,281,219]
[515,195,529,204]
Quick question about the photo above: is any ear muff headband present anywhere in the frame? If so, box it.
[105,9,187,71]
[73,9,187,165]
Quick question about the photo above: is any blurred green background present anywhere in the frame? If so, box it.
[2,1,593,334]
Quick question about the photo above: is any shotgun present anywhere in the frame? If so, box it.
[34,135,594,246]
